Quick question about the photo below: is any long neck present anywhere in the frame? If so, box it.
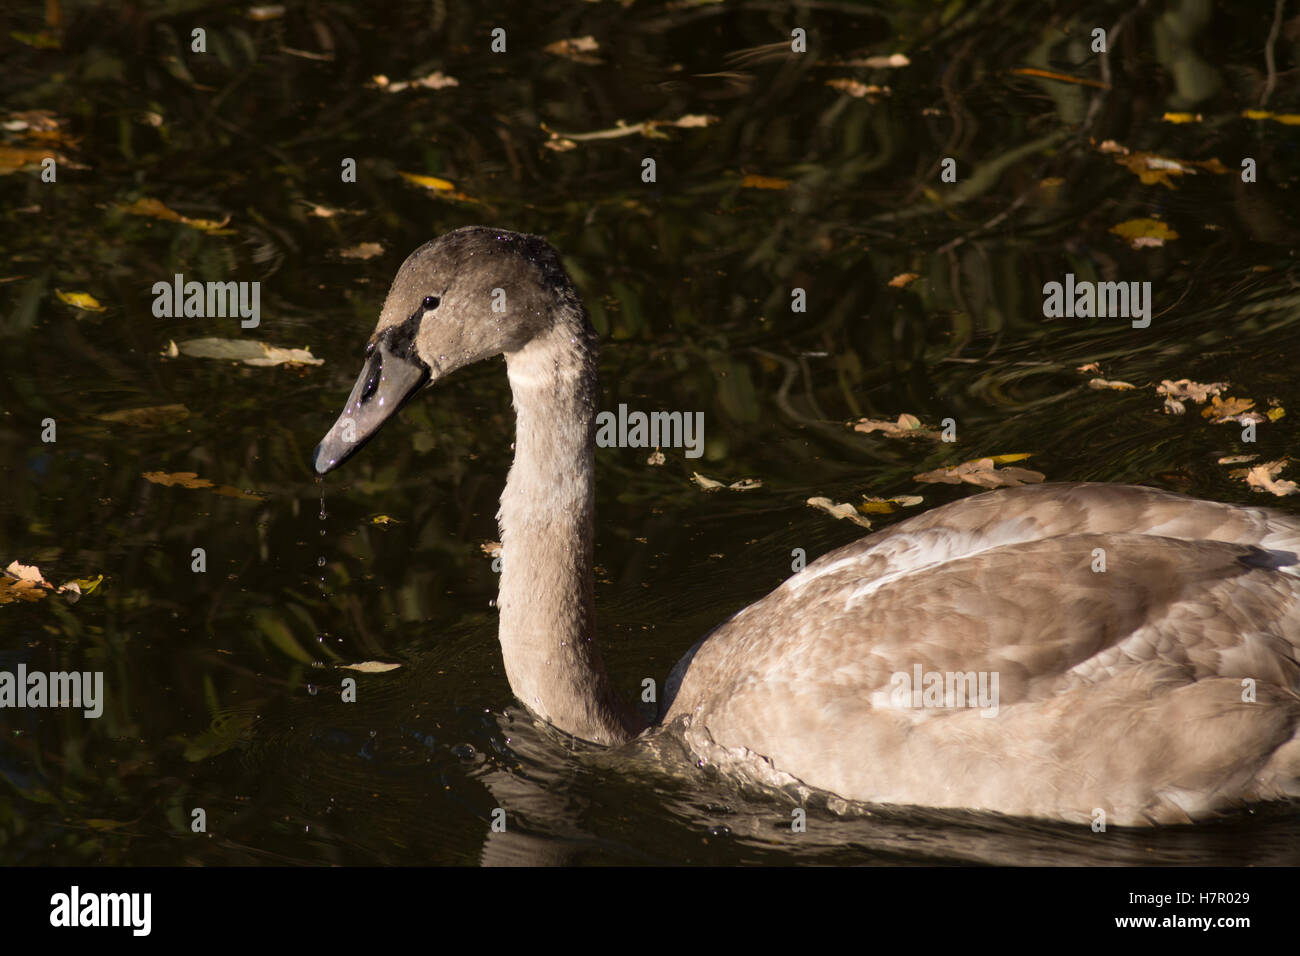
[498,315,640,745]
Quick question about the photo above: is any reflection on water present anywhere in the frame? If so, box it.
[1,0,1298,864]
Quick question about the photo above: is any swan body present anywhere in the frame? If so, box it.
[314,227,1300,826]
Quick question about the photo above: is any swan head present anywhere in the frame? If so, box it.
[312,226,573,474]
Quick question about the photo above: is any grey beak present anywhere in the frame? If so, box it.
[312,339,430,474]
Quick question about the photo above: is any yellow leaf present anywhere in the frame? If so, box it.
[1109,218,1179,246]
[1161,112,1201,123]
[741,174,791,190]
[56,289,106,312]
[398,172,455,191]
[1268,406,1285,422]
[888,273,920,288]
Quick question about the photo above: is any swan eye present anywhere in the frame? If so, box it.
[422,296,440,311]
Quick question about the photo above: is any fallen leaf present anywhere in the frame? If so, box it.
[1201,396,1260,424]
[0,145,59,175]
[370,515,402,526]
[1161,112,1202,123]
[142,471,265,501]
[339,661,403,673]
[372,71,459,93]
[118,197,233,234]
[807,497,872,528]
[2,561,98,605]
[646,450,665,466]
[177,338,323,367]
[859,495,924,514]
[691,472,725,491]
[888,273,920,288]
[851,413,940,439]
[1267,405,1285,422]
[1218,454,1257,465]
[544,35,601,63]
[1088,378,1136,390]
[1109,218,1179,248]
[1009,67,1109,89]
[397,171,478,202]
[339,242,384,260]
[55,290,106,312]
[839,53,910,68]
[915,457,1045,488]
[825,79,890,99]
[95,404,190,427]
[1111,152,1230,190]
[741,174,791,190]
[1157,379,1228,403]
[1076,362,1102,374]
[728,478,762,491]
[1242,110,1300,126]
[1232,459,1298,497]
[480,541,502,558]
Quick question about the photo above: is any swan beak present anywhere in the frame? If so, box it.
[312,340,430,474]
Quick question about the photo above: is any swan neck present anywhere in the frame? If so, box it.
[497,319,639,745]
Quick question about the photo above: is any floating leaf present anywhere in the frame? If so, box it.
[0,145,57,174]
[1161,112,1202,123]
[95,404,190,427]
[372,71,459,93]
[1109,218,1179,248]
[1242,110,1300,126]
[1231,459,1298,497]
[1201,396,1260,424]
[142,471,265,501]
[2,561,98,605]
[888,273,920,288]
[915,458,1045,488]
[1088,378,1136,390]
[1218,454,1257,465]
[741,174,791,190]
[339,242,384,260]
[480,541,502,558]
[691,472,726,491]
[118,197,233,233]
[544,36,601,63]
[1009,67,1108,89]
[55,290,106,312]
[807,497,872,528]
[646,450,665,466]
[1158,379,1227,404]
[825,79,890,99]
[851,413,940,439]
[1076,362,1101,374]
[370,514,402,526]
[339,661,403,673]
[728,478,763,491]
[859,495,924,514]
[177,338,323,367]
[397,171,478,203]
[1111,151,1229,190]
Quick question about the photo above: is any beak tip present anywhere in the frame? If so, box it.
[311,442,334,475]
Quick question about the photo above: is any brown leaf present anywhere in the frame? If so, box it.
[851,413,940,440]
[95,404,190,427]
[888,273,920,288]
[915,458,1045,488]
[1201,396,1261,424]
[1234,459,1298,497]
[1157,379,1227,403]
[807,497,872,528]
[1087,378,1135,390]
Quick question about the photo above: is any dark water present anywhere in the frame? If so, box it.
[2,0,1299,864]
